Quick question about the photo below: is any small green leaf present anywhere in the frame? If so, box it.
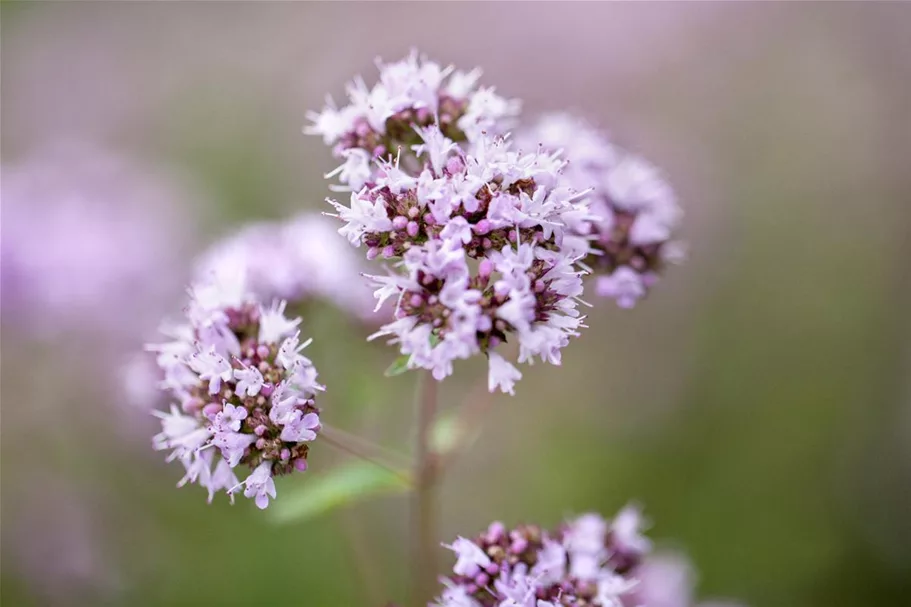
[383,354,411,377]
[268,461,411,524]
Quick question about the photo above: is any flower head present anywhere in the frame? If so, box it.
[307,50,520,190]
[148,274,323,508]
[432,508,651,607]
[519,113,684,308]
[0,141,194,339]
[326,125,589,393]
[193,212,379,324]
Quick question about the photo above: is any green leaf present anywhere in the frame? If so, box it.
[383,354,411,377]
[268,461,411,524]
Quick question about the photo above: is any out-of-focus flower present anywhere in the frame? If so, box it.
[194,212,379,324]
[519,113,684,308]
[306,50,520,190]
[0,141,195,339]
[624,552,746,607]
[148,270,324,509]
[432,507,652,607]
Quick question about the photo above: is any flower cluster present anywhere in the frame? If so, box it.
[519,113,684,308]
[434,506,651,607]
[149,273,323,509]
[194,212,379,324]
[307,50,520,191]
[310,54,592,394]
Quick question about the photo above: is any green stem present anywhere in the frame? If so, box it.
[412,370,440,605]
[320,424,412,483]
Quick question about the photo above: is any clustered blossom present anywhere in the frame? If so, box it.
[194,212,379,324]
[433,506,651,607]
[519,113,684,308]
[306,50,520,191]
[148,272,323,509]
[309,54,592,394]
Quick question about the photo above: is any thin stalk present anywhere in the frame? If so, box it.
[321,424,412,484]
[412,370,440,605]
[341,510,385,605]
[436,381,496,475]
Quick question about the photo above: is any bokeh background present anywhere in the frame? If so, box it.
[2,2,910,606]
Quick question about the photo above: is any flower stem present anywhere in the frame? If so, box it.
[436,380,496,475]
[320,424,412,483]
[413,370,440,605]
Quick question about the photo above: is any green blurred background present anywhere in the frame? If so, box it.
[2,2,910,606]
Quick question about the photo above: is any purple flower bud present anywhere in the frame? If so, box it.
[474,219,491,235]
[478,259,493,279]
[294,458,308,472]
[182,397,204,414]
[445,156,465,175]
[355,121,370,137]
[280,448,291,461]
[410,294,423,307]
[256,345,270,359]
[406,221,419,237]
[202,403,223,418]
[367,247,379,260]
[373,145,387,158]
[382,245,395,258]
[254,425,268,436]
[393,216,408,230]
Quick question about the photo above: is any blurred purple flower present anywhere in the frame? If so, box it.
[193,212,380,324]
[519,113,685,309]
[0,141,196,342]
[626,552,746,607]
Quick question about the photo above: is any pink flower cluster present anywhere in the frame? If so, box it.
[306,50,520,191]
[194,212,379,324]
[149,272,323,509]
[433,507,651,607]
[309,53,593,394]
[519,113,684,308]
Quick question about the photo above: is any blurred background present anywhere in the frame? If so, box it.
[2,2,910,606]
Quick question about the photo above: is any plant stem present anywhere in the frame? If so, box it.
[436,380,496,475]
[321,424,412,483]
[413,370,440,605]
